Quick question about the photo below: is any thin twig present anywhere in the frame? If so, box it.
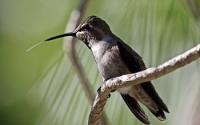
[88,43,200,125]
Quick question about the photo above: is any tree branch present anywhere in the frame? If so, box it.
[88,43,200,125]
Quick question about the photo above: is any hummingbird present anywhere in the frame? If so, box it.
[44,16,169,124]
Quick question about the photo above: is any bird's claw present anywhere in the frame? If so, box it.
[97,86,101,93]
[108,93,111,98]
[97,86,111,98]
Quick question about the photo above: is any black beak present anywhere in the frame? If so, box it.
[45,31,77,41]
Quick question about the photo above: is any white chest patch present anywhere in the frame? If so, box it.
[117,86,132,94]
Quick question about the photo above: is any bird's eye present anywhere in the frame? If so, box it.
[84,24,90,29]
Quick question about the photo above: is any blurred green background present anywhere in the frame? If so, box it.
[0,0,200,125]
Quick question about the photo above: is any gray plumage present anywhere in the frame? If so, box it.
[45,15,169,125]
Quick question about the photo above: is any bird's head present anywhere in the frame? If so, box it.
[45,16,112,48]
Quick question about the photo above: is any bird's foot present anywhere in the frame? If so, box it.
[107,89,116,98]
[108,93,111,98]
[97,86,111,98]
[97,86,101,93]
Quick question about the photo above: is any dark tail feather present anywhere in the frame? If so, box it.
[148,107,166,121]
[140,82,169,113]
[121,94,150,125]
[140,82,169,121]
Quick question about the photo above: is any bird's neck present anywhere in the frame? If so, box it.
[90,36,116,62]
